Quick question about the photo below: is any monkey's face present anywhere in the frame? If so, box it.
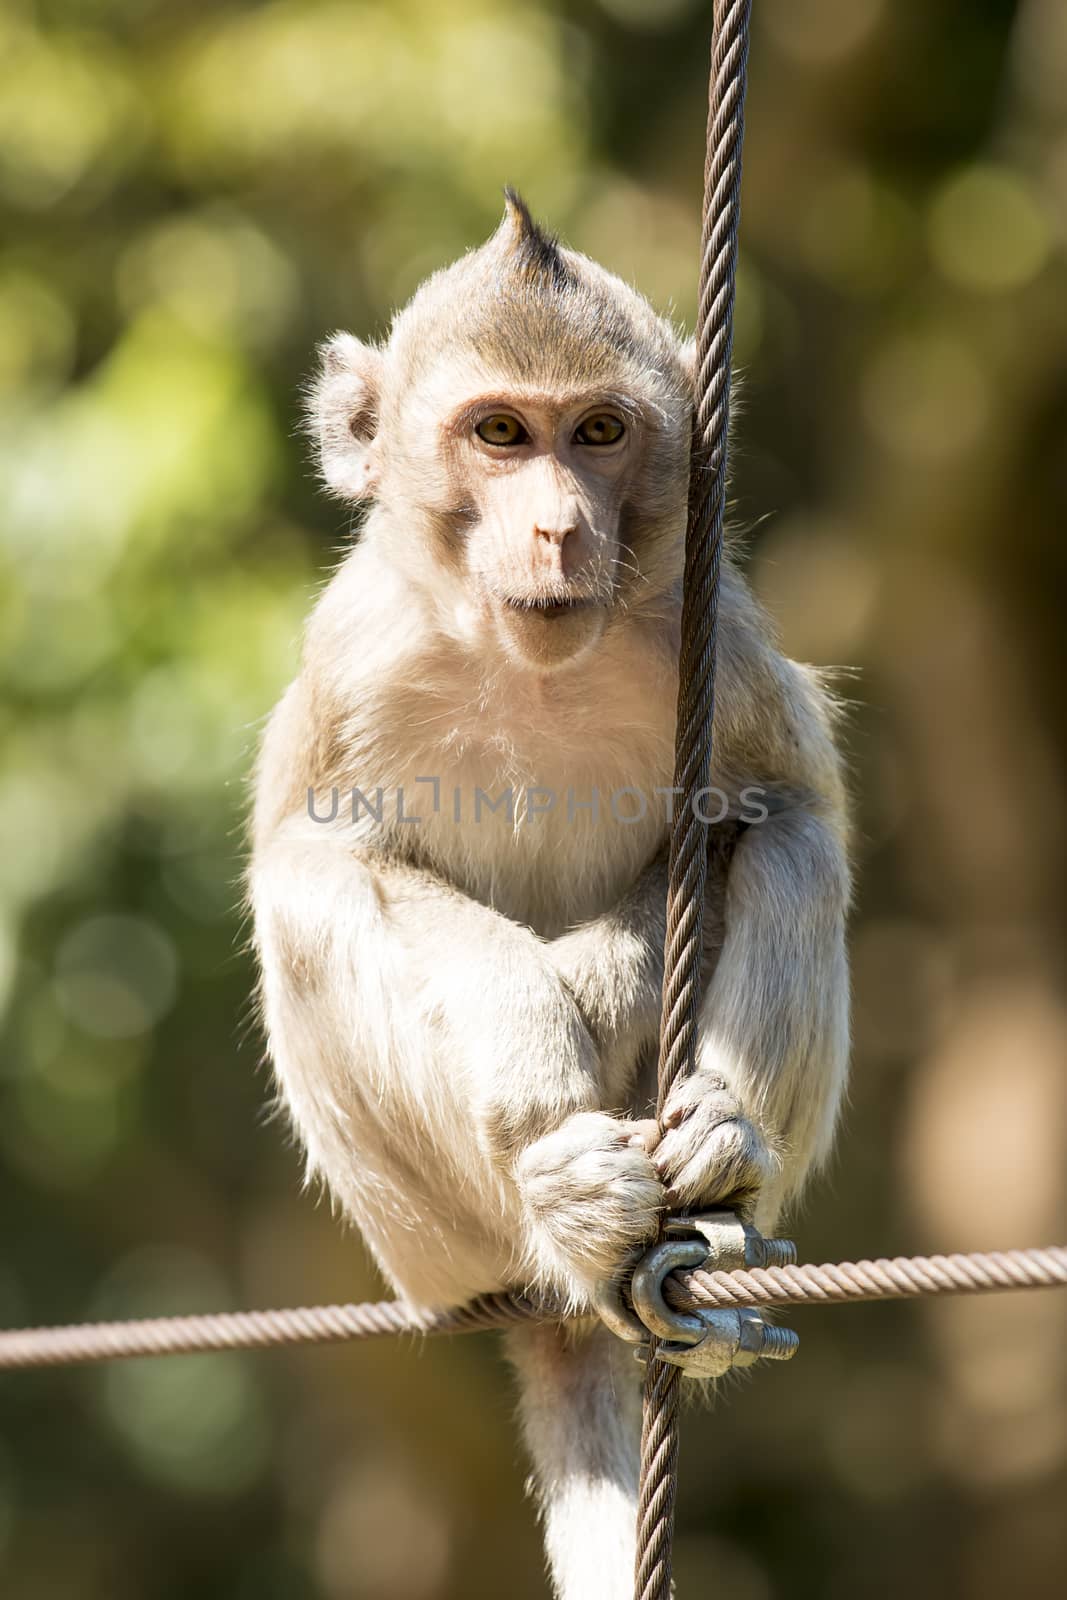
[310,192,693,672]
[431,386,644,671]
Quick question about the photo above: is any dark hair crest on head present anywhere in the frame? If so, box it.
[499,186,572,290]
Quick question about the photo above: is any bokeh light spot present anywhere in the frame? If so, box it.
[315,1462,452,1600]
[54,914,178,1039]
[0,270,76,399]
[802,165,914,296]
[117,210,298,349]
[595,0,702,29]
[103,1353,270,1494]
[94,1249,271,1495]
[753,517,877,661]
[760,0,885,66]
[862,331,990,460]
[928,166,1052,294]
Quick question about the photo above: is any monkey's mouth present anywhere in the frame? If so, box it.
[491,587,609,669]
[501,595,597,621]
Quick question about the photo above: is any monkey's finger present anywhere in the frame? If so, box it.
[653,1122,773,1215]
[661,1105,693,1131]
[626,1118,662,1154]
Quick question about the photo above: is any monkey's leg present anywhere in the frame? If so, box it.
[652,805,850,1225]
[252,832,664,1307]
[507,1319,643,1600]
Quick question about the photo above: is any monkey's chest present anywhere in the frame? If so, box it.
[397,717,675,934]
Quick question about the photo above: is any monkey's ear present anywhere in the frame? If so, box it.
[308,333,383,501]
[678,336,744,414]
[679,336,697,392]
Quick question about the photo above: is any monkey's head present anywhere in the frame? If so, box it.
[312,190,693,672]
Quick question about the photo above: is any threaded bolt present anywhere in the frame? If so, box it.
[756,1323,799,1362]
[761,1237,798,1268]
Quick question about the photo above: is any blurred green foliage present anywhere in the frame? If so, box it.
[2,1,1067,1597]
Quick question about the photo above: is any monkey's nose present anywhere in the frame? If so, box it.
[533,521,579,548]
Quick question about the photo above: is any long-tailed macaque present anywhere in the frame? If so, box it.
[250,191,850,1599]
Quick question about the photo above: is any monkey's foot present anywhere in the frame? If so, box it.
[516,1111,665,1306]
[652,1075,780,1215]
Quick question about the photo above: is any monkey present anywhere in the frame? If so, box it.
[249,191,850,1600]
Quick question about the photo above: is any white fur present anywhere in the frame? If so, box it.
[250,202,850,1598]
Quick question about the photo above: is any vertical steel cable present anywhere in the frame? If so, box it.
[634,5,752,1597]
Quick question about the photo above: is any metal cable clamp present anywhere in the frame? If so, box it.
[596,1211,800,1377]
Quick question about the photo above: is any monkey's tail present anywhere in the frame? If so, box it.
[505,1319,643,1600]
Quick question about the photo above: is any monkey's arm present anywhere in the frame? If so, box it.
[251,820,665,1307]
[652,582,851,1224]
[254,824,598,1147]
[544,836,739,1111]
[544,852,667,1102]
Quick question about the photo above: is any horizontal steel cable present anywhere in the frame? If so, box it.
[0,1292,542,1371]
[664,1245,1067,1311]
[1,1247,1064,1371]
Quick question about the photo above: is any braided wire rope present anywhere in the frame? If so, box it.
[634,5,752,1597]
[0,1292,542,1371]
[664,1245,1067,1311]
[2,1248,1065,1371]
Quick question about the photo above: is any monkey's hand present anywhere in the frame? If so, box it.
[651,1072,781,1218]
[516,1111,665,1306]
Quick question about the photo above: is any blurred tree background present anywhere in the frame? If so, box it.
[1,0,1066,1595]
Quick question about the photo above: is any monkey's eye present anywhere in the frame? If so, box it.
[475,414,528,447]
[574,413,625,447]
